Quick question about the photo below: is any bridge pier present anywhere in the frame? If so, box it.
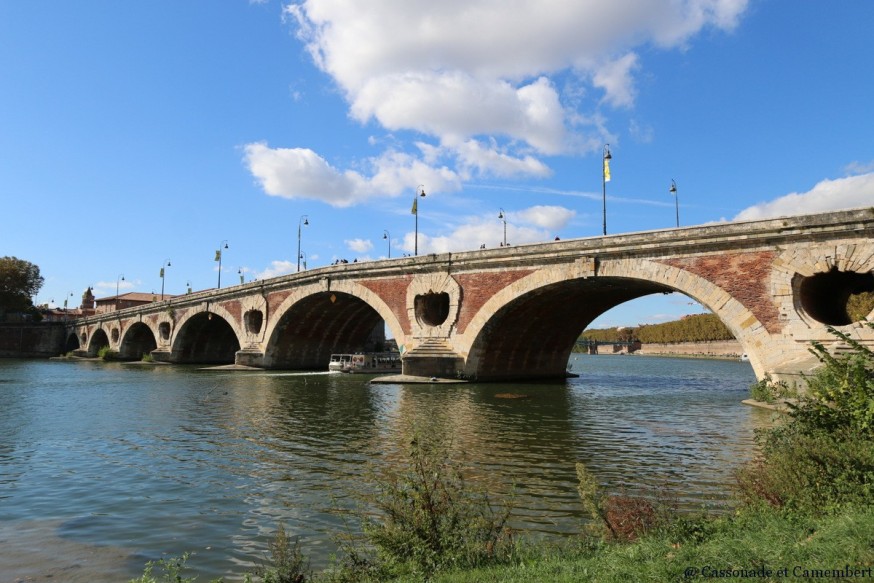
[235,349,266,368]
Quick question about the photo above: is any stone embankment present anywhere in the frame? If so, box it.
[636,340,744,359]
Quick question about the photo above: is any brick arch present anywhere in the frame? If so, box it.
[118,321,158,360]
[170,303,243,364]
[460,258,773,380]
[86,327,111,357]
[260,280,405,369]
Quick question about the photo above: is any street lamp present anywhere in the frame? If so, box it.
[299,252,307,270]
[383,230,391,258]
[498,208,507,247]
[297,215,309,273]
[63,291,73,323]
[413,184,426,256]
[215,241,228,288]
[160,259,171,301]
[669,179,679,228]
[602,144,612,236]
[238,268,244,285]
[115,274,125,311]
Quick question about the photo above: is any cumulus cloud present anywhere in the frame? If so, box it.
[733,172,874,222]
[247,0,749,206]
[399,204,576,254]
[345,238,373,253]
[256,260,295,280]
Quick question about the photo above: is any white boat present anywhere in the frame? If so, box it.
[329,352,401,374]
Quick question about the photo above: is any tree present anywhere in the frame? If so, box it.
[0,256,44,318]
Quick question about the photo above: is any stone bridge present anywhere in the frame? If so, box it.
[70,208,874,383]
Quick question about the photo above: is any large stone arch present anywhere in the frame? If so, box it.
[260,279,402,369]
[170,305,242,364]
[64,332,80,353]
[118,321,158,361]
[459,257,773,380]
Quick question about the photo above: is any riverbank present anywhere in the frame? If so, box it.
[635,340,744,359]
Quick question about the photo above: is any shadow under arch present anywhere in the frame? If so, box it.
[171,312,240,364]
[263,291,387,369]
[118,322,158,361]
[64,332,80,353]
[464,276,674,381]
[462,258,772,381]
[87,328,110,357]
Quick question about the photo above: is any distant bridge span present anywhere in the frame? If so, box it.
[71,208,874,383]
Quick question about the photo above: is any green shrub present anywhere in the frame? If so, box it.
[736,322,874,513]
[748,375,795,403]
[141,352,154,363]
[97,345,113,360]
[353,435,514,578]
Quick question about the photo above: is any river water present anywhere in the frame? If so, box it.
[0,354,767,581]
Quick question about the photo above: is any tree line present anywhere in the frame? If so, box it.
[580,313,735,345]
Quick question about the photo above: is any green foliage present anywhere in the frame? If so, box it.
[141,352,155,363]
[636,313,734,344]
[97,345,113,360]
[0,256,44,317]
[580,313,734,346]
[791,324,874,436]
[255,523,310,583]
[748,375,794,403]
[736,322,874,513]
[128,553,222,583]
[351,435,514,579]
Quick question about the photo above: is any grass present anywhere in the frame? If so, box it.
[414,506,874,583]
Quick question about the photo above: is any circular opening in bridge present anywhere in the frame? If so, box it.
[159,322,171,341]
[415,292,450,327]
[80,333,87,345]
[798,268,874,326]
[111,328,120,343]
[244,310,263,335]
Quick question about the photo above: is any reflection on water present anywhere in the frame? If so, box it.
[0,354,766,581]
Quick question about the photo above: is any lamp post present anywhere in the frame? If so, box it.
[115,274,125,311]
[383,230,391,258]
[297,215,309,273]
[299,252,307,270]
[63,291,73,323]
[602,144,612,236]
[160,259,171,300]
[216,241,228,288]
[238,268,244,285]
[413,184,426,256]
[498,208,507,247]
[669,179,679,228]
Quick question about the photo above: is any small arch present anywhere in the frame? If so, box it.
[87,328,110,357]
[159,322,171,341]
[111,328,120,343]
[64,333,80,353]
[796,268,874,326]
[80,332,87,345]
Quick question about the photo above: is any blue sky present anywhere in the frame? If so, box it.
[2,0,872,328]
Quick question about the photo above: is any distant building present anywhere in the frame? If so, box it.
[95,292,176,313]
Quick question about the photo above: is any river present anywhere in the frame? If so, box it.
[0,354,768,581]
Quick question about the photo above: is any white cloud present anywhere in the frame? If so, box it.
[345,238,373,253]
[399,204,576,254]
[256,260,295,280]
[733,172,874,222]
[249,0,748,205]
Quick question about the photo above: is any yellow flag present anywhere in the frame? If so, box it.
[411,197,418,215]
[214,250,221,261]
[159,267,164,278]
[604,158,611,183]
